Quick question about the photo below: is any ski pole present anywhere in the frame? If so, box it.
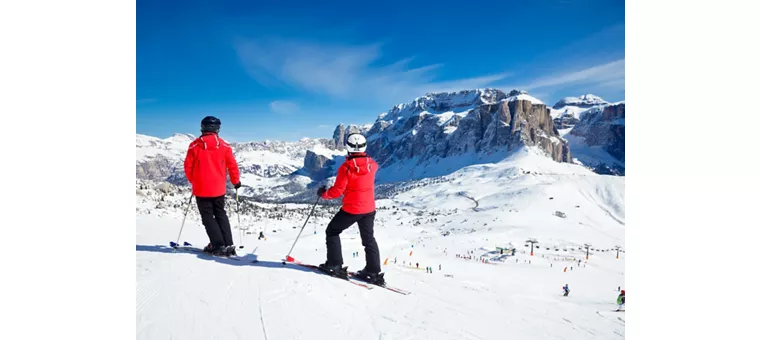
[236,189,244,249]
[173,193,194,248]
[282,196,320,264]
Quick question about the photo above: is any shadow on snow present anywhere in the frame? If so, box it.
[135,244,315,274]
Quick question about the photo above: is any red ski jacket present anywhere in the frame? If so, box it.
[184,133,240,198]
[321,153,378,214]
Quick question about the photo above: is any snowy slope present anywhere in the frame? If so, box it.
[136,148,625,340]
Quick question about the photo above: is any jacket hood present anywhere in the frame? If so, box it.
[193,133,224,149]
[344,154,374,176]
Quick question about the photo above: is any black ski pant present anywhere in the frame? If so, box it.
[196,195,233,248]
[325,209,381,273]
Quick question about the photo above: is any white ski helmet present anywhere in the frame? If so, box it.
[345,133,367,153]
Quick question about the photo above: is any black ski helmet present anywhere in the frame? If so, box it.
[200,116,221,133]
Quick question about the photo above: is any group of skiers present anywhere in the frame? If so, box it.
[182,116,385,285]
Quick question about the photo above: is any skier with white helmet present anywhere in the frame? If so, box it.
[316,133,384,285]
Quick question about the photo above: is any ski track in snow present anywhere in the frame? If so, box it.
[257,286,269,340]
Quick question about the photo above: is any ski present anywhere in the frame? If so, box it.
[348,272,411,295]
[283,259,373,290]
[169,242,243,261]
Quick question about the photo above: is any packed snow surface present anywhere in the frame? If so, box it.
[136,151,625,340]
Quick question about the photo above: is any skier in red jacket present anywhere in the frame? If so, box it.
[316,133,384,285]
[184,116,241,256]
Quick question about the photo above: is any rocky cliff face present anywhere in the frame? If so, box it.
[327,89,571,180]
[302,150,338,180]
[331,124,346,150]
[567,103,625,175]
[330,123,371,149]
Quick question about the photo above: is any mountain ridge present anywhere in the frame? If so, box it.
[135,88,624,200]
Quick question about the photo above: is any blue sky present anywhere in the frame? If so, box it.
[137,0,624,142]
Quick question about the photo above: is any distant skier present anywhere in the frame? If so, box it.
[616,290,625,311]
[416,262,419,269]
[563,284,570,297]
[439,264,441,271]
[258,231,265,240]
[316,133,384,285]
[184,116,241,256]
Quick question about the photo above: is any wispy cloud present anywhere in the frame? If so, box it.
[235,37,511,103]
[269,100,299,114]
[317,124,332,129]
[524,59,625,90]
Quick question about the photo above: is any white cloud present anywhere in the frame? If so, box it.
[269,100,299,114]
[317,124,332,129]
[524,59,625,90]
[235,37,511,103]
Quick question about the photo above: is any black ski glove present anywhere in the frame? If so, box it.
[317,186,327,197]
[234,182,242,189]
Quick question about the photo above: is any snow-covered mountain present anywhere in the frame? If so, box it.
[135,133,344,199]
[550,94,611,131]
[553,94,608,110]
[327,89,568,183]
[136,88,624,203]
[565,102,625,175]
[136,133,195,181]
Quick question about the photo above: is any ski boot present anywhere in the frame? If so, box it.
[317,262,349,280]
[224,245,238,257]
[353,268,386,286]
[203,243,228,256]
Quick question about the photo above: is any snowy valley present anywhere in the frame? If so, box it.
[136,88,625,339]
